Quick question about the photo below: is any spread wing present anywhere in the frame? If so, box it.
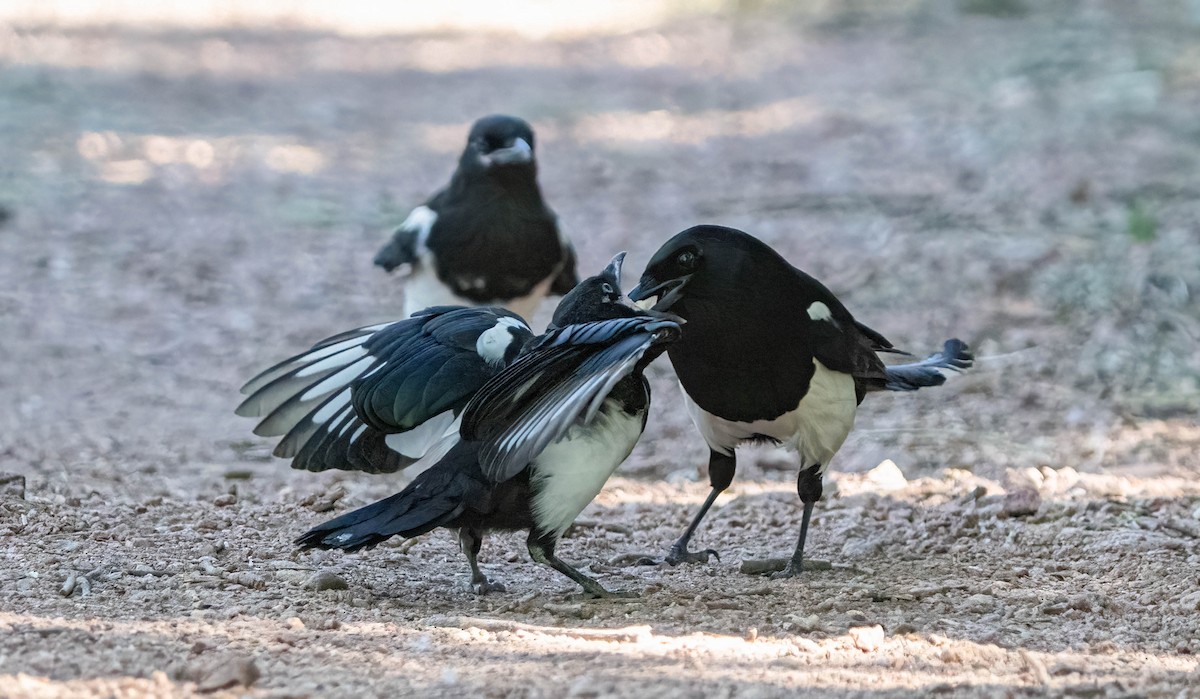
[236,306,532,473]
[460,316,681,483]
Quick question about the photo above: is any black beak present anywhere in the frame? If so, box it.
[628,273,692,311]
[603,251,625,283]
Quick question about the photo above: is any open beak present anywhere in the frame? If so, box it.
[603,251,626,283]
[485,137,533,166]
[628,273,692,312]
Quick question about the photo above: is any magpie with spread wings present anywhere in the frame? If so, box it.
[239,254,679,596]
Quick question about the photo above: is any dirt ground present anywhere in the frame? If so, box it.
[3,2,1200,697]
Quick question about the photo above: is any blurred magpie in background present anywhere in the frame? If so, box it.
[373,114,578,319]
[241,255,681,596]
[628,225,972,578]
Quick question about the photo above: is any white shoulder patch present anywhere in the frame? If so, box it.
[475,316,527,366]
[806,301,832,321]
[400,205,438,250]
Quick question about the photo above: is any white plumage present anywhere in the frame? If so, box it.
[681,359,857,472]
[528,400,644,537]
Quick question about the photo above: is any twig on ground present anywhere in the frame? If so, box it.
[739,558,833,575]
[424,615,652,643]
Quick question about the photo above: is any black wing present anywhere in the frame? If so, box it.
[549,233,580,296]
[784,269,908,384]
[460,316,681,483]
[236,306,532,473]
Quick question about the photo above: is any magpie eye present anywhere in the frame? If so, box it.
[601,282,615,295]
[677,250,697,268]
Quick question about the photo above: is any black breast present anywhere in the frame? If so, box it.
[428,195,562,302]
[666,296,815,423]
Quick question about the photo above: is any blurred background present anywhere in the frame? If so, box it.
[3,0,1197,489]
[3,2,1200,695]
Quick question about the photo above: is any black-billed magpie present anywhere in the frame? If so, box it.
[373,114,578,319]
[260,254,678,597]
[628,225,972,578]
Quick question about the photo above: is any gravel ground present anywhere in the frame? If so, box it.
[2,3,1199,697]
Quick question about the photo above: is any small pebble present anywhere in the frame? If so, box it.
[226,571,266,589]
[1002,488,1041,518]
[194,655,260,693]
[849,625,885,652]
[0,473,25,500]
[962,593,995,614]
[59,572,77,597]
[864,460,907,491]
[306,570,349,591]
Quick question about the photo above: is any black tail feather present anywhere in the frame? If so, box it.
[295,447,482,552]
[295,488,461,553]
[883,338,973,392]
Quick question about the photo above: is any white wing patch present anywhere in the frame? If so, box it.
[681,359,857,473]
[474,317,529,366]
[298,355,374,401]
[806,301,832,322]
[529,401,644,537]
[402,205,438,250]
[384,410,461,459]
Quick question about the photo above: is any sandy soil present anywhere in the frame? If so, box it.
[2,3,1200,697]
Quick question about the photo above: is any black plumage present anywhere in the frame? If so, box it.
[294,254,681,597]
[236,306,533,474]
[373,114,578,319]
[628,225,973,577]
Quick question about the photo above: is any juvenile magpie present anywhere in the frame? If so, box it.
[627,225,972,578]
[262,254,678,597]
[373,114,579,319]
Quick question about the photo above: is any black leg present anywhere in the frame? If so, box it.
[459,527,505,594]
[772,466,824,579]
[665,449,735,565]
[527,530,632,599]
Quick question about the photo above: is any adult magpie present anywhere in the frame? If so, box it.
[373,114,578,319]
[242,254,679,596]
[627,225,973,578]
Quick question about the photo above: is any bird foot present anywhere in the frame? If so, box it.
[664,545,720,566]
[739,558,833,577]
[465,577,507,595]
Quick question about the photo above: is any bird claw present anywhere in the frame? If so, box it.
[769,565,802,580]
[467,578,507,595]
[664,545,721,566]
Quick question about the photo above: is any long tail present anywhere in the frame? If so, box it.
[294,489,461,552]
[295,453,477,552]
[883,338,973,392]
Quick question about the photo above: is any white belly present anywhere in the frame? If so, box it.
[682,359,857,472]
[403,262,554,321]
[529,402,644,537]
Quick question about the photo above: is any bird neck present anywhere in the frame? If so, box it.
[452,162,544,206]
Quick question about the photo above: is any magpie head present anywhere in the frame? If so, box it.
[464,114,536,171]
[550,252,639,327]
[628,225,762,314]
